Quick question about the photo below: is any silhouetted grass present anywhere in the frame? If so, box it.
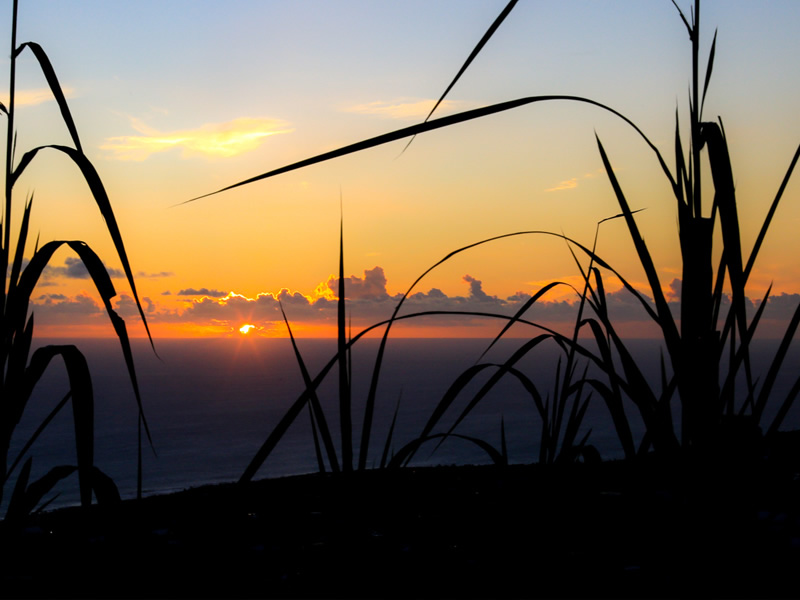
[1,0,152,520]
[195,0,799,476]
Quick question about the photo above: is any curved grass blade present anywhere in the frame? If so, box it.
[25,345,94,507]
[10,145,153,347]
[12,240,153,454]
[6,458,78,522]
[744,142,800,283]
[185,95,676,204]
[478,281,565,362]
[595,135,680,360]
[5,391,71,483]
[280,301,339,473]
[15,42,83,152]
[753,300,800,422]
[379,391,403,470]
[240,307,605,482]
[361,229,656,473]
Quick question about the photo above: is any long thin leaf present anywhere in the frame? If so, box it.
[10,145,153,347]
[400,0,518,155]
[700,29,717,118]
[595,135,681,365]
[15,42,83,152]
[240,307,605,482]
[379,391,403,470]
[185,95,677,204]
[753,300,800,421]
[5,391,71,483]
[744,142,800,283]
[281,302,339,473]
[337,211,352,472]
[25,345,94,506]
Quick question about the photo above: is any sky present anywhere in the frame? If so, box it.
[2,0,800,338]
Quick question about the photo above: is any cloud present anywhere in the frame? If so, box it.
[177,288,228,298]
[544,178,578,192]
[325,266,391,300]
[34,292,103,317]
[24,269,800,339]
[137,270,174,278]
[0,86,76,108]
[45,257,124,279]
[544,169,603,193]
[345,98,470,120]
[462,274,494,302]
[101,116,293,161]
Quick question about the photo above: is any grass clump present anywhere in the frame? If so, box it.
[0,0,152,520]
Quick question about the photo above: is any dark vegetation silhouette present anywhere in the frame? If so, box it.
[192,0,800,478]
[3,1,800,597]
[0,0,152,521]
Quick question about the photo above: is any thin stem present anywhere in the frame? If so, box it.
[691,0,701,217]
[3,0,18,314]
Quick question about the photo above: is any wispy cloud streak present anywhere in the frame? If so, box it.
[101,116,293,160]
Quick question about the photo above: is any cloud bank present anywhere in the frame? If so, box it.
[26,265,800,339]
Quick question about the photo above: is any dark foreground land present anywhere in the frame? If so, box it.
[3,436,800,599]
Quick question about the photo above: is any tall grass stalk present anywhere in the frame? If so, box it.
[1,0,152,517]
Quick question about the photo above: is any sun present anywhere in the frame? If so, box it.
[239,323,256,335]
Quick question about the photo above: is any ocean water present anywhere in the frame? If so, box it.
[5,336,800,512]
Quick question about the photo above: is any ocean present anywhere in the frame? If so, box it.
[5,336,800,512]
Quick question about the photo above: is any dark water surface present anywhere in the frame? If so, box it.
[6,336,800,511]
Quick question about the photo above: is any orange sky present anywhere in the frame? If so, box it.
[4,1,800,340]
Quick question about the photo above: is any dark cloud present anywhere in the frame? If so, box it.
[33,292,102,316]
[137,270,174,278]
[462,274,493,302]
[22,267,800,339]
[177,287,228,298]
[667,278,681,300]
[45,257,125,279]
[326,266,391,300]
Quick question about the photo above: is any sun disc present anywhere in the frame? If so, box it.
[239,324,255,335]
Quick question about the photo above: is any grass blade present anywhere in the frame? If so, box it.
[25,345,94,506]
[15,42,83,152]
[5,391,70,483]
[400,0,518,155]
[185,94,676,204]
[595,135,681,363]
[744,142,800,283]
[337,212,352,472]
[281,302,339,473]
[700,29,717,118]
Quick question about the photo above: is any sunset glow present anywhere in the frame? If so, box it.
[9,0,799,339]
